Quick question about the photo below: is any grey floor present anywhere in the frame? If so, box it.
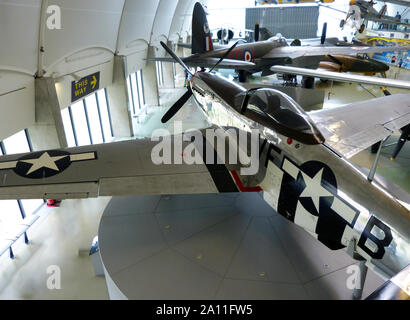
[99,193,384,300]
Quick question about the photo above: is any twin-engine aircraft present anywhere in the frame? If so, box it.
[150,3,409,88]
[0,40,409,299]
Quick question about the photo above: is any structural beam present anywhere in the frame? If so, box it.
[141,46,160,106]
[28,77,68,151]
[105,56,134,138]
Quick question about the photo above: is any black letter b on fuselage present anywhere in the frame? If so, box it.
[358,216,393,260]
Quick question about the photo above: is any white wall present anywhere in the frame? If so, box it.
[0,71,35,141]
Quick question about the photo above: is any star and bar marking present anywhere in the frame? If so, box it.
[0,151,97,179]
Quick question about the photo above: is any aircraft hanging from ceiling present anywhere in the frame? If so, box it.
[149,3,410,86]
[321,0,410,33]
[0,40,409,299]
[184,21,390,78]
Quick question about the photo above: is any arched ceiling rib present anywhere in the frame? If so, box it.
[0,0,205,78]
[116,0,161,56]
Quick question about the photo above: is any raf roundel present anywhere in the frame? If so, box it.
[243,50,253,62]
[203,22,210,34]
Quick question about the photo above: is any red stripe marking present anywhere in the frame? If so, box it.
[208,36,213,51]
[230,170,263,192]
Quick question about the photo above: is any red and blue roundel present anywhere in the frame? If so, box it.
[243,50,253,62]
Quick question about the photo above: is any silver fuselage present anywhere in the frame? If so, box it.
[191,72,410,280]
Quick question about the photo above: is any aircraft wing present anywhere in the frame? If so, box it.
[0,132,246,200]
[264,45,410,60]
[177,42,192,49]
[270,65,410,90]
[145,57,176,63]
[307,94,410,158]
[146,57,255,70]
[183,57,255,69]
[368,16,410,27]
[379,0,410,6]
[366,264,410,300]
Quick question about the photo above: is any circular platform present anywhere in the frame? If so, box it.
[98,193,383,300]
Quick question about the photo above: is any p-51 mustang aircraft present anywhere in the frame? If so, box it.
[0,40,409,299]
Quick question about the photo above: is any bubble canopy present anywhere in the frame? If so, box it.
[234,88,325,145]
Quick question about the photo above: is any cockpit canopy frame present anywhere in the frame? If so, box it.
[234,88,325,145]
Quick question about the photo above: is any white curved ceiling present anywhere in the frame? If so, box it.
[0,0,207,77]
[0,0,207,140]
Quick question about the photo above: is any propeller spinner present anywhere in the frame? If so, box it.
[159,40,239,123]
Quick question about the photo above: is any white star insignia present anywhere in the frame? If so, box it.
[299,168,333,213]
[21,152,67,175]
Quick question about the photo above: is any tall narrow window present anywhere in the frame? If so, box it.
[156,62,164,87]
[85,95,104,144]
[137,70,145,107]
[2,130,30,154]
[130,73,140,112]
[61,108,77,147]
[127,74,136,115]
[97,89,114,142]
[0,131,44,242]
[70,101,91,146]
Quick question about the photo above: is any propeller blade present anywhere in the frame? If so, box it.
[228,29,234,41]
[160,41,193,76]
[161,88,193,123]
[321,22,327,45]
[391,125,410,161]
[254,23,260,42]
[217,29,222,40]
[327,54,343,66]
[209,41,240,72]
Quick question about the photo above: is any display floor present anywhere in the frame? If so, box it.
[99,193,384,300]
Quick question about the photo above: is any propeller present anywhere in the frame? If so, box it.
[159,41,239,123]
[161,87,193,123]
[160,41,192,76]
[321,22,327,45]
[209,41,239,72]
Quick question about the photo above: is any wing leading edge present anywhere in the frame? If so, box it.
[270,65,410,90]
[264,45,410,60]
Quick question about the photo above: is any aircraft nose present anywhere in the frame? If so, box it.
[372,60,389,72]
